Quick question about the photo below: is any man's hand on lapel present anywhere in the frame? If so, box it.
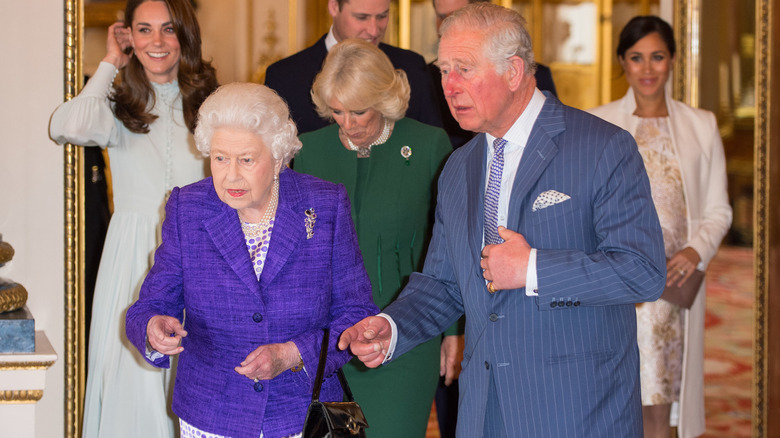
[480,226,530,291]
[338,316,392,368]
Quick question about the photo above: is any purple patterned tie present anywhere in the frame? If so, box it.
[484,138,506,245]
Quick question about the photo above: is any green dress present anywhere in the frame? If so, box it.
[295,117,451,438]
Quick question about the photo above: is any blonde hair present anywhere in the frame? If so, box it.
[311,39,410,122]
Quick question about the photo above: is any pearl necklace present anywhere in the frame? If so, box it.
[347,118,391,158]
[240,177,279,237]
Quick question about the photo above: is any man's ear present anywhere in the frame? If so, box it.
[506,55,526,91]
[327,0,340,18]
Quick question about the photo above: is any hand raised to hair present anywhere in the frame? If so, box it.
[102,22,133,70]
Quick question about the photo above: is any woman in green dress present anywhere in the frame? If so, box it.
[294,39,454,438]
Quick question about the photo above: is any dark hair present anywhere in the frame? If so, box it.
[111,0,219,134]
[616,15,676,60]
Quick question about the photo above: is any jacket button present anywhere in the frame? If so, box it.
[489,313,498,322]
[484,361,490,370]
[566,300,573,307]
[557,300,565,307]
[550,301,557,308]
[573,301,581,307]
[254,381,264,392]
[252,313,263,323]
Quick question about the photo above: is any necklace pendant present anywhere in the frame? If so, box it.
[357,147,371,158]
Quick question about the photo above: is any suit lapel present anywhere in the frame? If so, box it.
[258,169,305,292]
[204,194,261,297]
[466,134,488,264]
[507,97,565,226]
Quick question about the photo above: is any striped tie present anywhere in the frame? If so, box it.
[484,138,506,245]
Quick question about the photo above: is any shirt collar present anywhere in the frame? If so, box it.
[486,88,547,149]
[325,27,339,51]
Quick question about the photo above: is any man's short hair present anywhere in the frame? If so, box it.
[440,2,536,76]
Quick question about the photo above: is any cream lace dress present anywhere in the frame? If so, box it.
[634,117,686,406]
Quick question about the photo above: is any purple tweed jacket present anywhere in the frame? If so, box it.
[126,168,378,438]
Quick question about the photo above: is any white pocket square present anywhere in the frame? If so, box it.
[532,190,571,212]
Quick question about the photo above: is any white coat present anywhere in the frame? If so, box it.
[589,87,733,438]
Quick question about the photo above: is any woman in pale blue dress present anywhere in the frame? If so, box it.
[49,0,218,436]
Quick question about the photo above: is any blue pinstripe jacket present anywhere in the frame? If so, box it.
[385,94,666,437]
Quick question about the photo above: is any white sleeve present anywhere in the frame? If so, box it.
[376,313,398,364]
[49,61,121,148]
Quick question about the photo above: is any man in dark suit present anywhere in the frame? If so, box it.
[430,0,557,149]
[340,3,666,437]
[265,0,442,134]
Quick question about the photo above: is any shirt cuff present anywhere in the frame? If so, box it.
[376,313,398,364]
[525,248,538,296]
[145,336,165,362]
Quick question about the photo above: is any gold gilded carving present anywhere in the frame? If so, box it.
[64,0,85,436]
[0,361,56,371]
[753,0,770,436]
[0,390,44,404]
[251,9,283,84]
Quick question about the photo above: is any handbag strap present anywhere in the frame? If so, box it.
[310,328,357,403]
[311,328,330,402]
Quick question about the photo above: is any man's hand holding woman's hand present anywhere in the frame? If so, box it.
[338,316,393,368]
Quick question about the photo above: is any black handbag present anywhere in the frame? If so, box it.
[302,328,368,437]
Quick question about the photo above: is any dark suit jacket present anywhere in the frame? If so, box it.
[428,62,558,149]
[384,94,666,437]
[266,35,442,134]
[125,169,379,438]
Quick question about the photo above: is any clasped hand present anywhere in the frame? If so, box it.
[480,226,531,291]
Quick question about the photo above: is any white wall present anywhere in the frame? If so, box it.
[0,0,65,437]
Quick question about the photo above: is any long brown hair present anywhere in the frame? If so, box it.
[111,0,218,134]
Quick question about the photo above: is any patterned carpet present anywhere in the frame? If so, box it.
[425,245,754,437]
[702,245,753,437]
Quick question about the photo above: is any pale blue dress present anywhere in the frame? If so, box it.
[50,61,206,437]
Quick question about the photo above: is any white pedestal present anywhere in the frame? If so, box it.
[0,331,57,438]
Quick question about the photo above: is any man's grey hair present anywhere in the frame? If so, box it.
[440,2,536,76]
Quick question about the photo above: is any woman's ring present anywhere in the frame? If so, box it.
[487,282,497,294]
[678,268,686,275]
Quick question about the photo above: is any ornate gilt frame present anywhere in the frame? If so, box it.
[752,0,771,435]
[62,0,772,437]
[63,0,85,437]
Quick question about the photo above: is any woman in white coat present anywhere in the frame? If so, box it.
[589,16,732,438]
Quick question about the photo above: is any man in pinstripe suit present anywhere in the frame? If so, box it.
[340,3,666,437]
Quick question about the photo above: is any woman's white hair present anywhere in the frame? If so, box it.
[194,83,302,167]
[440,2,536,76]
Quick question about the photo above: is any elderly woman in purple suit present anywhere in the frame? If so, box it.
[125,82,378,438]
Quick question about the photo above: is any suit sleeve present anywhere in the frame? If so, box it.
[384,166,465,358]
[535,128,667,306]
[125,187,186,368]
[288,184,379,378]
